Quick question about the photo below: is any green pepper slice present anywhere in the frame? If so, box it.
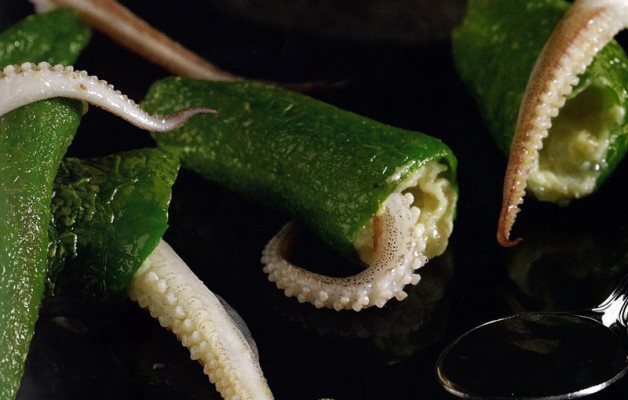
[0,10,90,399]
[453,0,628,205]
[46,148,179,306]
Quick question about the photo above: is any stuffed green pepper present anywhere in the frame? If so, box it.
[453,0,628,245]
[142,78,458,311]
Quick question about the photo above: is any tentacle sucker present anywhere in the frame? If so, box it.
[497,0,628,246]
[0,62,216,131]
[128,240,274,400]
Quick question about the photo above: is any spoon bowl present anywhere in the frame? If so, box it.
[436,275,628,399]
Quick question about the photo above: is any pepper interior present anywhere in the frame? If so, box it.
[354,160,457,265]
[530,83,625,204]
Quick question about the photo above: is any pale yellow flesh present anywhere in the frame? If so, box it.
[530,85,624,204]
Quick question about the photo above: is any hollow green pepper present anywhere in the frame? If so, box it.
[142,78,457,259]
[452,0,628,204]
[0,9,90,399]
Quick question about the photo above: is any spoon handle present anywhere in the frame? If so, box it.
[592,274,628,328]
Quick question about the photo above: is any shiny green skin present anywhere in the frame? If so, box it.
[0,10,90,399]
[47,148,179,306]
[452,0,628,187]
[142,78,457,257]
[0,101,83,399]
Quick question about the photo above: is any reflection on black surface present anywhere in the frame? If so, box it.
[20,307,221,400]
[265,249,455,365]
[508,207,628,313]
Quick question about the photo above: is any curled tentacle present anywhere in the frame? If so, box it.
[263,193,425,312]
[128,240,274,400]
[0,62,216,131]
[498,0,628,246]
[262,162,455,312]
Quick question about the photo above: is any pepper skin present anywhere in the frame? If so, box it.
[46,148,179,305]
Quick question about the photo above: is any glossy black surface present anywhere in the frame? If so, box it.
[3,1,628,399]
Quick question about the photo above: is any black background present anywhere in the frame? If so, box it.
[4,1,628,399]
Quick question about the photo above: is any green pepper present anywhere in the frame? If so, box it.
[0,99,82,400]
[452,0,628,205]
[46,148,179,306]
[143,78,457,258]
[142,78,458,311]
[0,10,90,399]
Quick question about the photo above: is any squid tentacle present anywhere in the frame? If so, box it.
[0,61,216,131]
[30,0,242,82]
[262,192,427,312]
[128,240,274,400]
[498,0,628,246]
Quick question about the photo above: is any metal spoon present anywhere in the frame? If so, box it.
[436,275,628,399]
